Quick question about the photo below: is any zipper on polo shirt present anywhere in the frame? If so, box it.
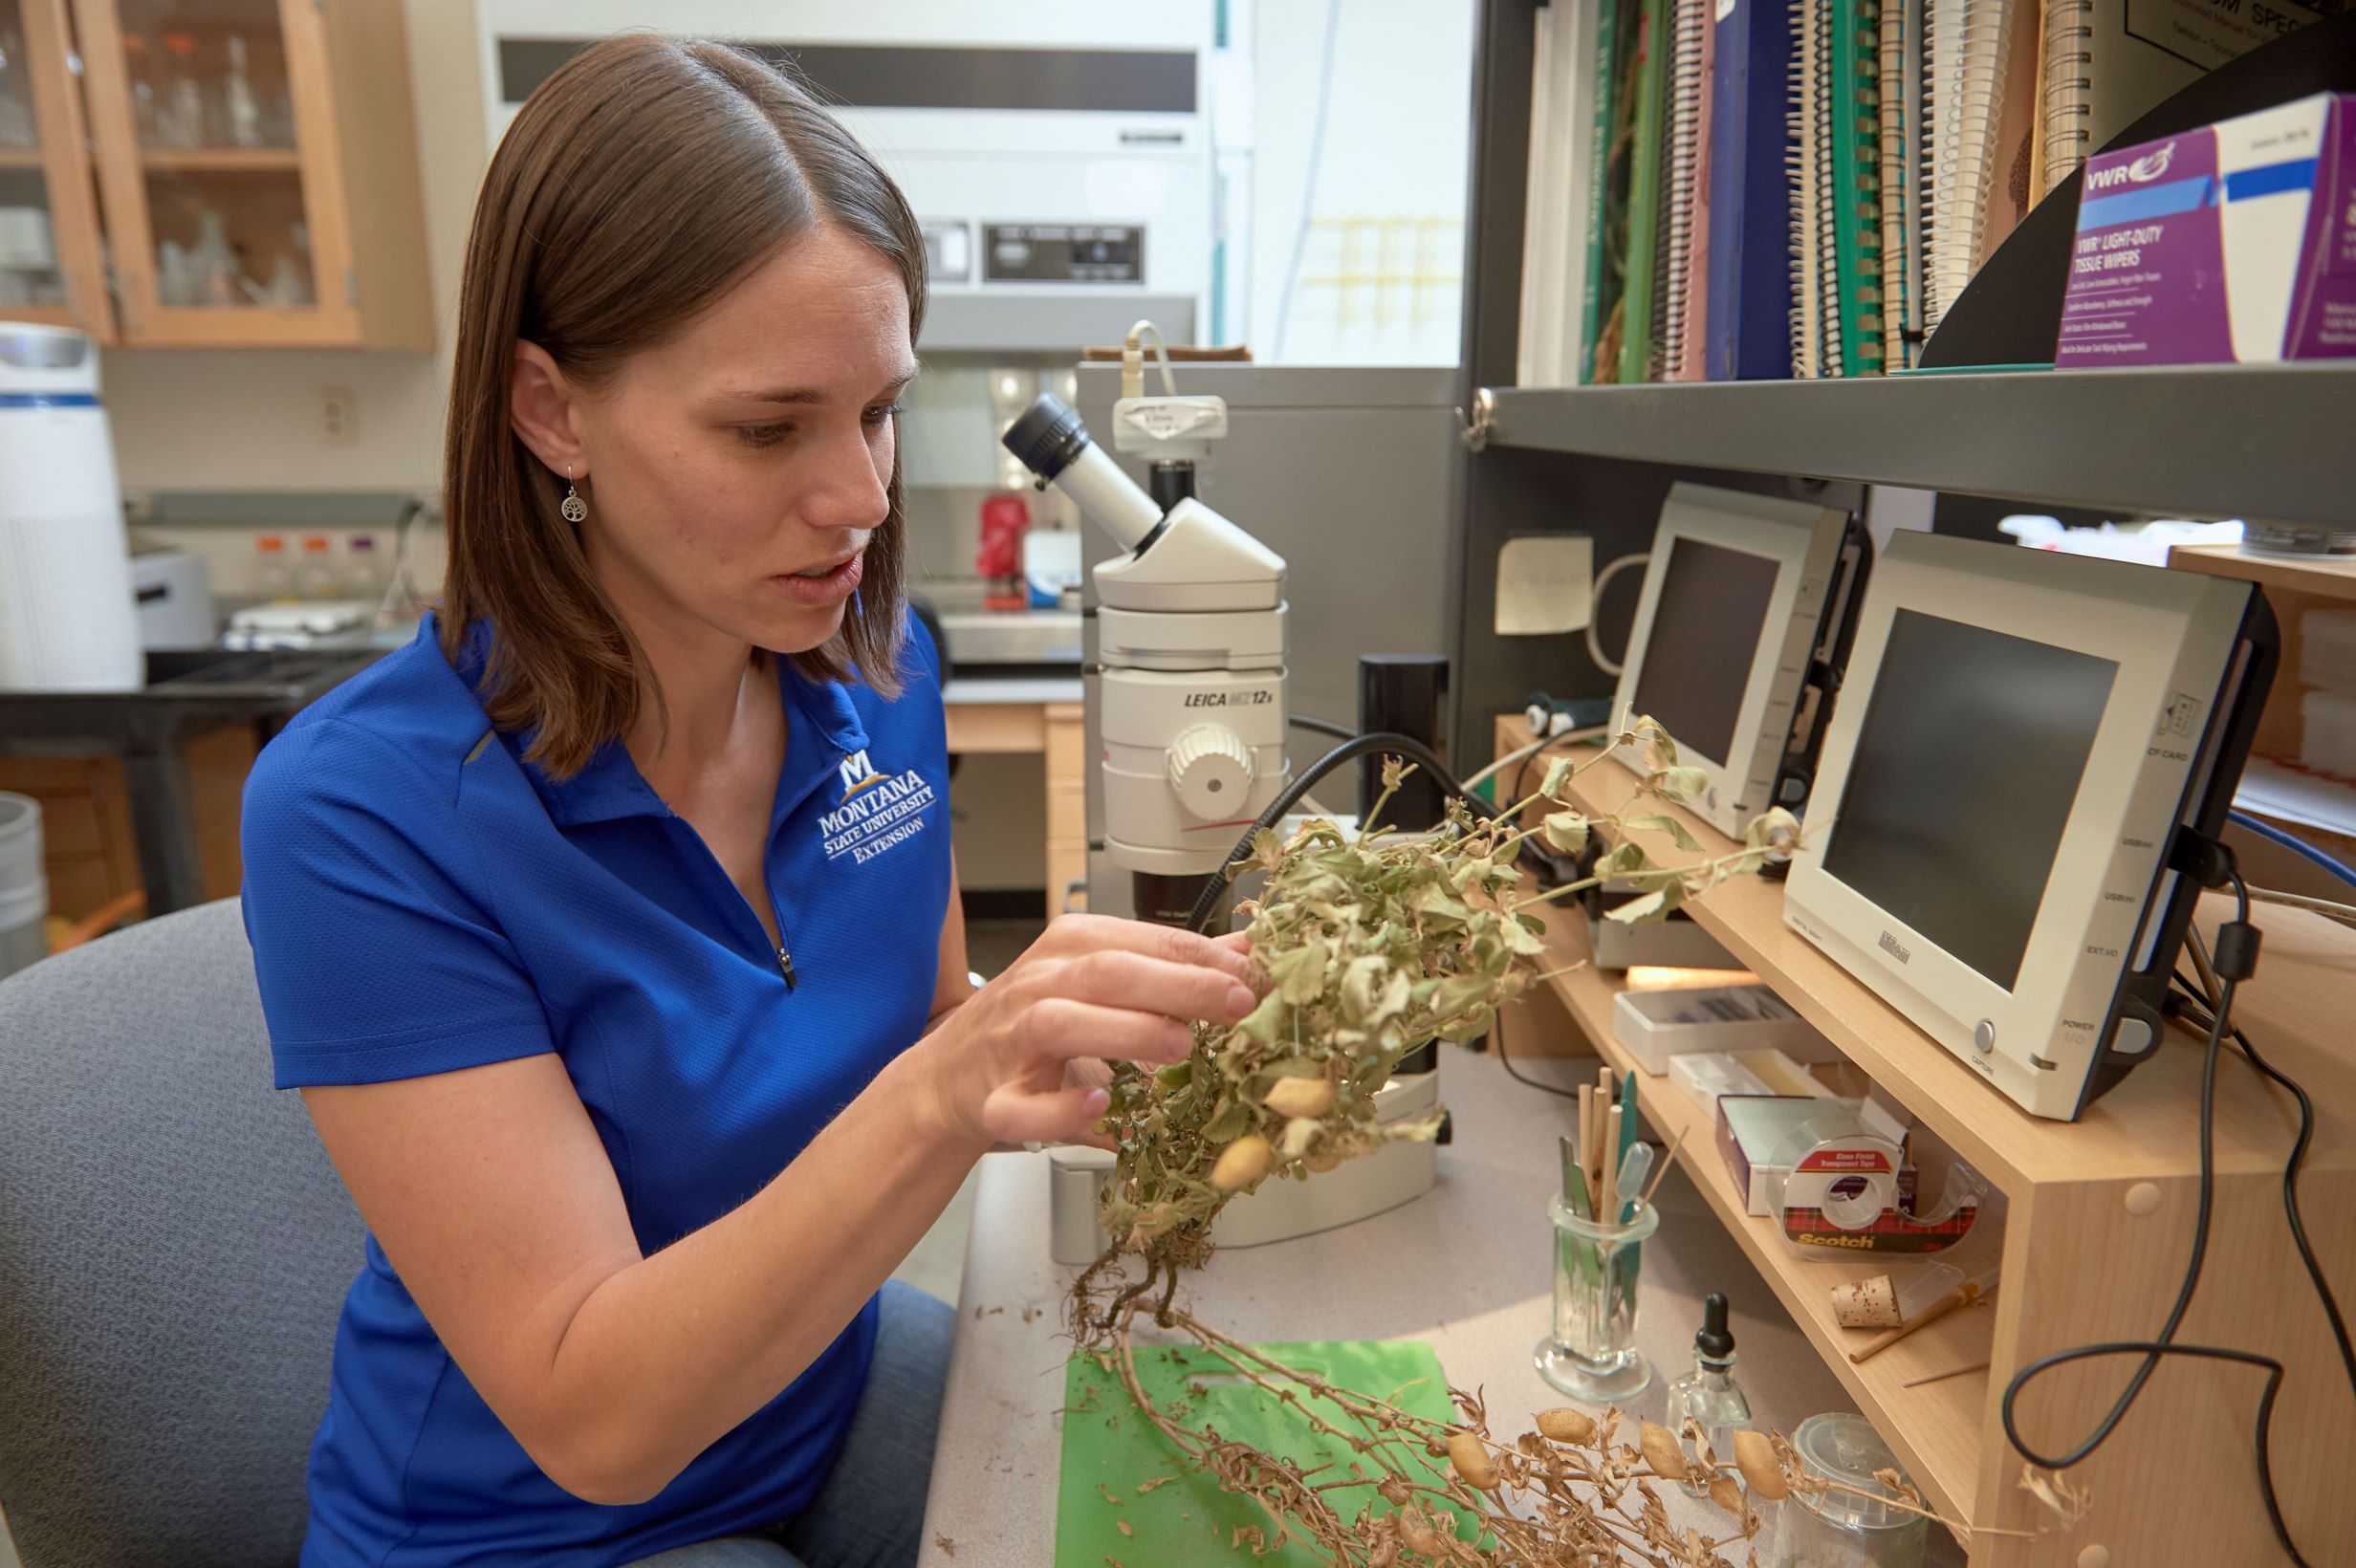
[657,804,801,993]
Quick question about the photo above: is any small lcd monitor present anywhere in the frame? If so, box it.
[1609,484,1866,837]
[1784,532,2275,1120]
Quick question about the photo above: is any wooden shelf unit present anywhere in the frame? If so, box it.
[1509,904,1998,1528]
[2166,543,2356,606]
[1493,714,2356,1567]
[137,146,301,172]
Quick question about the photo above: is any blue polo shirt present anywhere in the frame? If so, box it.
[239,611,953,1566]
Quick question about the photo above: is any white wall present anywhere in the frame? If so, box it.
[1246,0,1476,364]
[101,2,486,494]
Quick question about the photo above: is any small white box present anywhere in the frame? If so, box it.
[1669,1048,1835,1119]
[1612,981,1832,1074]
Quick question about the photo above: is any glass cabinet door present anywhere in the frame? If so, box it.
[0,0,111,336]
[75,0,357,343]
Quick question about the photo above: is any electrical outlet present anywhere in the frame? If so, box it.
[319,386,358,446]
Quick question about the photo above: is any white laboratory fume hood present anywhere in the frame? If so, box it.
[476,1,1216,354]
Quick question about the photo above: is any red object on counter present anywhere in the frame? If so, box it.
[976,491,1030,583]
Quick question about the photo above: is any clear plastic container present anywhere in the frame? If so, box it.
[1768,1412,1927,1568]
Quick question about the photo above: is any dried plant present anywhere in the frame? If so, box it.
[1084,1285,1979,1566]
[1074,718,1795,1312]
[1061,720,2012,1562]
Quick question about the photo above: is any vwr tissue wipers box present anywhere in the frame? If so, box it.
[2058,93,2356,367]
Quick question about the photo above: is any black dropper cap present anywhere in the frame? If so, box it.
[1695,1293,1736,1361]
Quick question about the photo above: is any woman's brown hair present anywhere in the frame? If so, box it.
[440,34,925,779]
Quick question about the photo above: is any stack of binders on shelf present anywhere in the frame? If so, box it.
[1514,0,2338,383]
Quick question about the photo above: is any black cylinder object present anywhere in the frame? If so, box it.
[1133,869,1225,930]
[1001,393,1091,483]
[1358,655,1451,832]
[1148,461,1195,512]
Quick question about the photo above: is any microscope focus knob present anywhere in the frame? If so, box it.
[1167,723,1254,821]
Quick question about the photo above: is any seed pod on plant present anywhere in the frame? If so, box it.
[1210,1134,1273,1192]
[1303,1150,1342,1174]
[1708,1472,1745,1514]
[1536,1407,1595,1445]
[1734,1429,1787,1499]
[1263,1076,1336,1118]
[1447,1428,1497,1491]
[1395,1506,1449,1556]
[1639,1421,1688,1480]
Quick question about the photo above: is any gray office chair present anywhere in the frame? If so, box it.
[0,898,360,1567]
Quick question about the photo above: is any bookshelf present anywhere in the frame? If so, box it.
[1491,712,2356,1563]
[1481,365,2356,531]
[1448,6,2354,1559]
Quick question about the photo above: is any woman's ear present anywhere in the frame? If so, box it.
[510,340,588,478]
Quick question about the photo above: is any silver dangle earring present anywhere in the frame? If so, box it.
[558,464,588,524]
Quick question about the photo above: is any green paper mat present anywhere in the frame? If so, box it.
[1054,1339,1480,1566]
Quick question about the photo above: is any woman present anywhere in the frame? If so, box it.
[240,35,1256,1568]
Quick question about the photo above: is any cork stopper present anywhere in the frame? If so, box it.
[1831,1274,1902,1329]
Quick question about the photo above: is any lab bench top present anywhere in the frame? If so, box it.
[938,674,1083,706]
[918,1039,1969,1565]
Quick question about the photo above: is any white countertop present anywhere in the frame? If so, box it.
[920,1042,1969,1564]
[939,675,1084,706]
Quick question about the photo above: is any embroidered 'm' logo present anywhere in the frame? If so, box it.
[838,749,889,801]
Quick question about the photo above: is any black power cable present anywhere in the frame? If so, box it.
[2001,871,2349,1567]
[1290,713,1359,741]
[2168,964,2356,1419]
[1184,731,1494,935]
[1492,1014,1582,1100]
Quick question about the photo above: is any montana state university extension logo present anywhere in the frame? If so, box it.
[819,749,938,865]
[838,749,890,801]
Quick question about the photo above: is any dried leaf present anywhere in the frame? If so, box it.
[1540,809,1591,855]
[1627,714,1678,768]
[1261,942,1328,1005]
[1233,987,1286,1048]
[1651,765,1712,803]
[1623,812,1704,853]
[1605,879,1688,924]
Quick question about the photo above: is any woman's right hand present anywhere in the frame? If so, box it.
[913,914,1260,1150]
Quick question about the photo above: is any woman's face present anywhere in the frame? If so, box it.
[565,225,917,658]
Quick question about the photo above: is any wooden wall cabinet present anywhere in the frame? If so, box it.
[1,0,428,348]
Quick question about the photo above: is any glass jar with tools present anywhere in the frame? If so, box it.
[1767,1412,1928,1568]
[1535,1193,1659,1401]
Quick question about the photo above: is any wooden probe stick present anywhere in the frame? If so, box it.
[1601,1105,1624,1223]
[1902,1361,1992,1388]
[1638,1125,1689,1209]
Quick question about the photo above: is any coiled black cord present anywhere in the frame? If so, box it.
[2000,872,2347,1566]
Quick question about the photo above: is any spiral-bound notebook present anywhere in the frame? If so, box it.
[1789,0,1886,375]
[1924,0,2038,329]
[2034,0,2335,201]
[1620,0,1674,382]
[1661,0,1716,381]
